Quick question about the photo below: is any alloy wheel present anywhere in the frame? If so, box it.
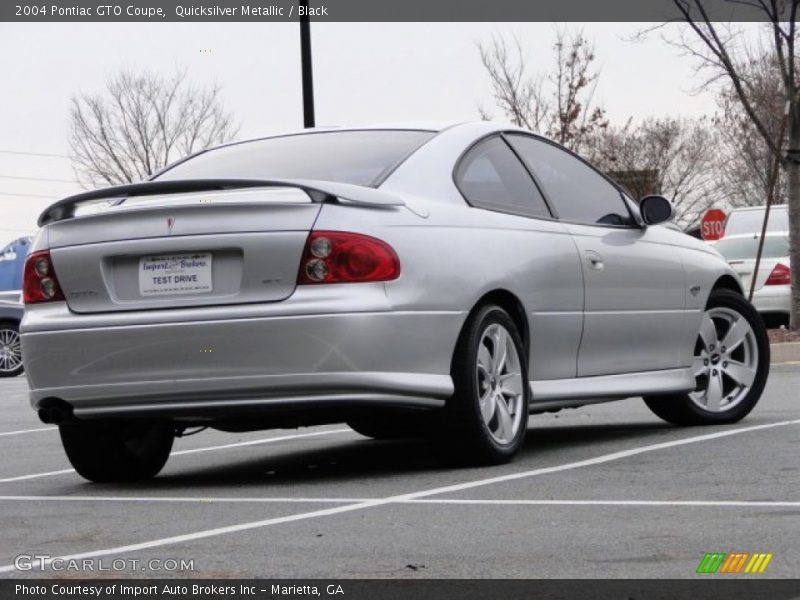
[0,327,22,374]
[689,307,759,413]
[475,323,525,445]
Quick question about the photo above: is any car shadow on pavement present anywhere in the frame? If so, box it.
[138,421,676,489]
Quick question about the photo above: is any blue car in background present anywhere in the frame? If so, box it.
[0,237,29,376]
[0,236,31,299]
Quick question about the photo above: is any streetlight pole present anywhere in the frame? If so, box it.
[299,1,315,128]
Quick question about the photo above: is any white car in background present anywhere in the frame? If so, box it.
[714,233,791,326]
[723,205,788,237]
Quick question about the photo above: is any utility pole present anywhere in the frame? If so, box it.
[299,1,315,128]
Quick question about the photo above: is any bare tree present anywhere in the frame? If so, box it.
[714,50,788,209]
[69,68,239,187]
[665,0,800,328]
[590,117,722,227]
[478,29,608,154]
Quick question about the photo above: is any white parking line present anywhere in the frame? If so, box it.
[0,426,54,437]
[0,495,797,508]
[0,428,353,483]
[0,469,74,483]
[0,495,367,504]
[0,417,796,574]
[410,499,800,508]
[170,429,351,456]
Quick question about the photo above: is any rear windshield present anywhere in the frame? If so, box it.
[715,236,790,260]
[724,207,788,236]
[155,130,435,187]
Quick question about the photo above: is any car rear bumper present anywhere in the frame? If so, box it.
[21,296,463,419]
[752,286,790,315]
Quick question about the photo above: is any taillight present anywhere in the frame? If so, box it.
[23,250,65,304]
[298,231,400,284]
[765,263,791,286]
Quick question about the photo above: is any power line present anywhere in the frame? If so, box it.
[0,174,79,184]
[0,149,70,159]
[0,192,56,199]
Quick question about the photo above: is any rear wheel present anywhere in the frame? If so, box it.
[0,320,23,377]
[644,289,769,425]
[446,305,529,464]
[59,420,174,482]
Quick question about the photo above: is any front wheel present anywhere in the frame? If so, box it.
[59,420,174,483]
[644,289,769,426]
[446,305,529,464]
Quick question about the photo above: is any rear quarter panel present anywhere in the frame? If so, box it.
[313,198,584,381]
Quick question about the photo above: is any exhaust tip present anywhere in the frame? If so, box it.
[36,399,74,425]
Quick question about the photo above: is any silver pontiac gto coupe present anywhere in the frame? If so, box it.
[21,122,769,482]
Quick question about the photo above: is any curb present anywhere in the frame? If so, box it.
[770,342,800,364]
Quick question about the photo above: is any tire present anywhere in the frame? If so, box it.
[347,413,432,440]
[644,289,769,426]
[0,320,24,377]
[445,304,530,464]
[59,420,174,483]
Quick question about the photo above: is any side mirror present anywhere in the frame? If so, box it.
[639,195,673,226]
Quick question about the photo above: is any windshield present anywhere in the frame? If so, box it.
[715,236,790,261]
[724,207,789,236]
[156,130,435,187]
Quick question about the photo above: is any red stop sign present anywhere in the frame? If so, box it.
[701,208,727,241]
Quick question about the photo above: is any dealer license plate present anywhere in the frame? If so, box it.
[138,253,213,296]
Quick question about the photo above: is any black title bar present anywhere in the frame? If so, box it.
[5,580,800,600]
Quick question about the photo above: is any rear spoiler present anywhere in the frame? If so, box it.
[38,178,405,226]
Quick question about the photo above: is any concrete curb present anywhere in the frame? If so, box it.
[770,342,800,364]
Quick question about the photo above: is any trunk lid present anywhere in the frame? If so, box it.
[727,258,782,293]
[47,187,320,313]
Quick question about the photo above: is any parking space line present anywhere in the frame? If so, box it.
[1,417,796,574]
[0,428,354,483]
[409,499,800,508]
[170,428,352,456]
[0,495,368,504]
[0,469,76,483]
[0,495,797,508]
[0,426,54,437]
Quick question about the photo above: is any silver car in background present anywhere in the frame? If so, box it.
[20,122,770,482]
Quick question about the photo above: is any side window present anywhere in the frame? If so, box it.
[454,136,552,219]
[506,134,634,226]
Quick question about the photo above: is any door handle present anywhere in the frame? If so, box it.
[584,250,604,271]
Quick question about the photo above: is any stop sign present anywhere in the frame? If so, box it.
[701,208,727,241]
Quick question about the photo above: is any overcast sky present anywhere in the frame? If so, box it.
[0,21,764,245]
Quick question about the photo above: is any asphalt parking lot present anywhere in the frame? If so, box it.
[0,366,798,579]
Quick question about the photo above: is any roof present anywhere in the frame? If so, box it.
[730,204,788,212]
[243,121,465,140]
[719,232,789,240]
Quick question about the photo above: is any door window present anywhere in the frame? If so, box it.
[507,134,634,227]
[454,136,552,219]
